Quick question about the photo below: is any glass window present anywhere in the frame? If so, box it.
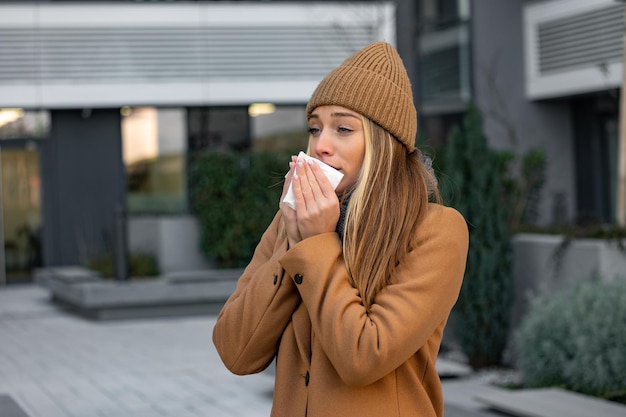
[188,107,250,153]
[187,105,308,154]
[417,0,472,117]
[122,107,187,214]
[0,109,50,140]
[418,0,469,29]
[1,149,42,281]
[250,105,308,153]
[418,23,471,115]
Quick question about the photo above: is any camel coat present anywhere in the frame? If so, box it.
[212,203,469,417]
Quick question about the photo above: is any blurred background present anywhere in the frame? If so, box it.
[0,0,623,280]
[0,0,625,413]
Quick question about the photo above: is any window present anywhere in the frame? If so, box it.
[0,109,50,140]
[122,107,187,214]
[250,105,307,153]
[188,107,250,153]
[416,0,471,136]
[122,105,308,215]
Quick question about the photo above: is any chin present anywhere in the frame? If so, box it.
[335,183,352,196]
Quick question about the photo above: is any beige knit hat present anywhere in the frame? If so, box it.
[306,41,417,152]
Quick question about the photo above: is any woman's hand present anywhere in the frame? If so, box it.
[290,158,340,240]
[280,156,340,248]
[280,156,302,249]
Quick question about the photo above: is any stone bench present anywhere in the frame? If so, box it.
[35,266,242,320]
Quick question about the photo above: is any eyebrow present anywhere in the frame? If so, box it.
[308,112,360,121]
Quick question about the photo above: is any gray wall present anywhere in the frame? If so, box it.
[471,0,576,226]
[41,109,126,266]
[128,215,212,274]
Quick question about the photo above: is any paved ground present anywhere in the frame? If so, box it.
[0,284,500,417]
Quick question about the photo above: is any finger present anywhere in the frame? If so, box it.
[281,155,298,200]
[296,160,314,197]
[302,160,326,200]
[306,159,335,198]
[281,206,301,248]
[292,160,314,211]
[282,163,293,194]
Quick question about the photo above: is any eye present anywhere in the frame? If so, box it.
[338,126,353,134]
[308,127,320,135]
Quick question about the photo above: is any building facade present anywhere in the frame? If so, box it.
[417,0,622,228]
[0,0,623,283]
[0,0,399,283]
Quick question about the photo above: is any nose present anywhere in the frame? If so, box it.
[313,129,333,157]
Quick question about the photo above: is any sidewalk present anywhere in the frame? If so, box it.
[0,284,273,417]
[0,284,501,417]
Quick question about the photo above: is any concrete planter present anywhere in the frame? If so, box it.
[511,233,626,331]
[34,266,242,320]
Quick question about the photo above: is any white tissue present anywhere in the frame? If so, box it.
[283,151,344,209]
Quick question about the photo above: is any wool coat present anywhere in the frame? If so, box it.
[212,203,469,417]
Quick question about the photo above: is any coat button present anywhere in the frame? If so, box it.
[305,371,310,386]
[273,275,278,285]
[294,274,303,284]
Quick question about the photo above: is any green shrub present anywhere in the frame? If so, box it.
[514,279,626,401]
[86,252,159,278]
[86,253,115,278]
[129,252,159,277]
[440,104,513,369]
[190,150,288,268]
[501,148,546,230]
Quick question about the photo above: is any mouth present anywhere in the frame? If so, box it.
[323,162,340,171]
[313,156,340,171]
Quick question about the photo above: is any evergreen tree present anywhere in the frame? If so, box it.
[441,105,513,369]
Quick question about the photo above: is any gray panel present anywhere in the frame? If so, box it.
[538,4,624,74]
[41,109,126,266]
[0,26,375,83]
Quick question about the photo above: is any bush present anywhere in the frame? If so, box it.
[514,279,626,402]
[86,252,159,278]
[440,104,513,369]
[86,254,115,278]
[190,150,289,268]
[129,252,159,277]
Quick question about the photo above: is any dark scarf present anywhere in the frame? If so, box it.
[335,192,351,241]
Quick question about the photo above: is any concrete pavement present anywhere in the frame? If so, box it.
[0,284,499,417]
[0,284,274,417]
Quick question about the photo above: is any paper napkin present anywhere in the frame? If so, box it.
[283,151,344,209]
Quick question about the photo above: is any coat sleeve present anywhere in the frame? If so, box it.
[212,211,301,375]
[278,204,469,386]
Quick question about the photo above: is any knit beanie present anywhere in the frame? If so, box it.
[306,41,417,152]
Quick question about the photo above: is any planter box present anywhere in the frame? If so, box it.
[511,233,626,332]
[34,266,241,320]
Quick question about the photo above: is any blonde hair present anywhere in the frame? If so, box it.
[278,117,440,309]
[343,117,440,309]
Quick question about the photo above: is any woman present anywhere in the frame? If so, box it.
[213,41,469,417]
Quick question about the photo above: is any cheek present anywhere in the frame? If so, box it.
[341,166,361,190]
[351,152,365,175]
